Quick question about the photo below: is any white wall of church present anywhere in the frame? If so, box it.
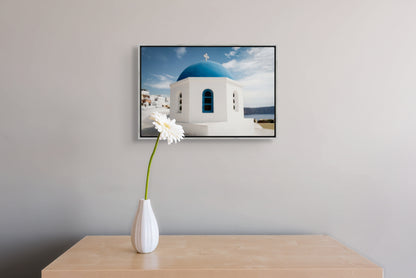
[226,81,245,122]
[185,78,229,123]
[170,79,190,123]
[188,78,227,123]
[171,77,246,124]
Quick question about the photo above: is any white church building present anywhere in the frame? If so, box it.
[170,55,270,136]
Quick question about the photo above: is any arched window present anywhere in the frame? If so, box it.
[178,92,182,113]
[202,89,213,113]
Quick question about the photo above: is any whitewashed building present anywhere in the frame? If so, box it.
[170,59,267,136]
[141,90,170,108]
[140,89,170,131]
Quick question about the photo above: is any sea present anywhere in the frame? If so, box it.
[244,114,275,120]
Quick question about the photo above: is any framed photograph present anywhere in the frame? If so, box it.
[138,45,276,138]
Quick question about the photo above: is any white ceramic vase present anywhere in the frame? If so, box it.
[131,199,159,253]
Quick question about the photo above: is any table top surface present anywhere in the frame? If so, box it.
[42,235,382,278]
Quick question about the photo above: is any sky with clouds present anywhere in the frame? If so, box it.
[141,46,275,107]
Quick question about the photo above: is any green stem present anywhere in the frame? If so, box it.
[144,134,160,200]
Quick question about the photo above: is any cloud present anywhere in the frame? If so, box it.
[223,47,274,73]
[240,71,275,107]
[225,47,241,59]
[174,47,187,59]
[223,47,275,107]
[145,74,175,89]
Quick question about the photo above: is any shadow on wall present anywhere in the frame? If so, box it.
[0,237,81,278]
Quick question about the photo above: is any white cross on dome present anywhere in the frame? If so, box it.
[203,53,209,62]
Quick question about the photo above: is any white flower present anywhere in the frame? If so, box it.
[150,112,184,144]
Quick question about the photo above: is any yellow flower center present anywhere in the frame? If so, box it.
[164,123,170,129]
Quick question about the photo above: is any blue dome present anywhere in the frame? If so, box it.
[177,61,233,81]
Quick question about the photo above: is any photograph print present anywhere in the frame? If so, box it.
[139,45,276,138]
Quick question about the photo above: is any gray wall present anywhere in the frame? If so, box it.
[1,0,415,277]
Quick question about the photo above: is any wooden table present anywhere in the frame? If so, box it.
[42,235,383,278]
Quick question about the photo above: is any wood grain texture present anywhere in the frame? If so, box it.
[42,235,383,278]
